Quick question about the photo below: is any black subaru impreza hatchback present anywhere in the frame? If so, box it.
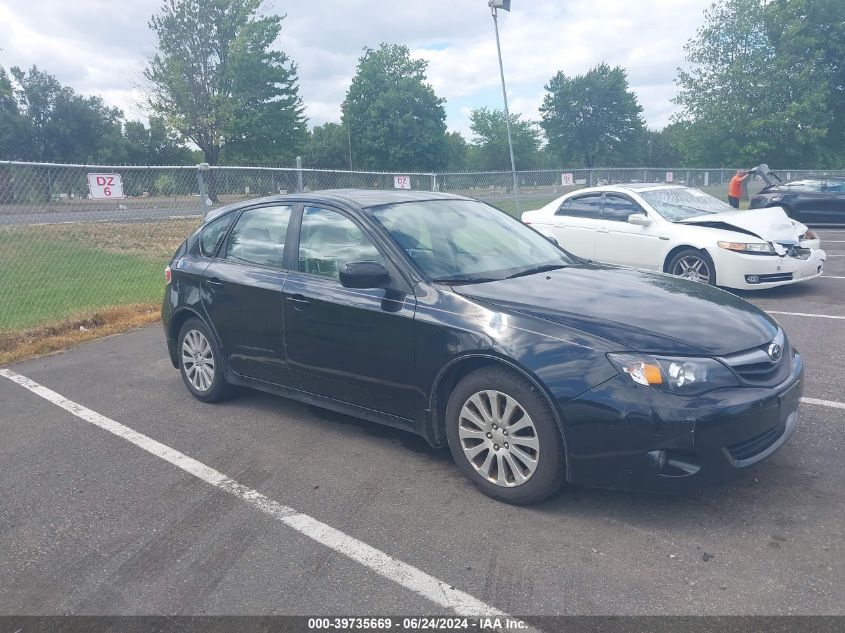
[162,190,803,504]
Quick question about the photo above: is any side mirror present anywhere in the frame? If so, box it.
[628,213,651,226]
[339,261,390,289]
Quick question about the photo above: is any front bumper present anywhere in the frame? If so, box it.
[714,248,826,290]
[560,350,804,491]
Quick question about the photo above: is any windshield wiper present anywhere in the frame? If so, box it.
[506,264,567,279]
[431,275,500,285]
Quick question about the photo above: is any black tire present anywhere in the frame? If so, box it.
[177,318,232,403]
[666,248,716,286]
[445,366,567,505]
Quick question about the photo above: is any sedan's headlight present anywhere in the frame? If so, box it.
[800,229,818,240]
[717,241,776,255]
[607,353,740,395]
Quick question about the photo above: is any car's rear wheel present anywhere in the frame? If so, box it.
[667,249,716,285]
[178,318,231,403]
[445,366,566,504]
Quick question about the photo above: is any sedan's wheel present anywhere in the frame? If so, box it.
[446,366,566,504]
[177,318,231,403]
[459,391,539,486]
[668,249,716,285]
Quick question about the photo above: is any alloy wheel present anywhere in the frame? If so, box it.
[182,329,215,392]
[672,255,712,284]
[458,390,539,487]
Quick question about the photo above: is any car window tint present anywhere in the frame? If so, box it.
[199,214,234,258]
[603,194,645,222]
[225,205,292,269]
[824,180,845,193]
[298,207,385,279]
[558,194,601,219]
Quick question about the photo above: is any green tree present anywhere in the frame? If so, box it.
[303,122,350,169]
[342,44,447,171]
[144,0,307,166]
[468,108,541,171]
[540,63,644,171]
[443,131,470,171]
[0,67,34,160]
[123,116,194,165]
[6,65,125,163]
[672,0,829,167]
[765,0,845,165]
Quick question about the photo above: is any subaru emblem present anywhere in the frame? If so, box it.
[768,343,783,362]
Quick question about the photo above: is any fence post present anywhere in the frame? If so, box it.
[431,172,437,192]
[296,156,304,193]
[197,162,211,217]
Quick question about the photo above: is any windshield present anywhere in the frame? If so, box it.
[369,199,573,283]
[640,187,733,221]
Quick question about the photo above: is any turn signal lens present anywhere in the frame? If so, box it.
[619,360,663,386]
[165,265,172,284]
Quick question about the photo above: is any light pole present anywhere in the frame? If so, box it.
[488,0,520,213]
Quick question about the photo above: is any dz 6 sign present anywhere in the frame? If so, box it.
[87,173,125,199]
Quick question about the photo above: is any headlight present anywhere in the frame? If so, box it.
[800,229,818,240]
[770,194,784,202]
[717,241,776,255]
[607,353,740,395]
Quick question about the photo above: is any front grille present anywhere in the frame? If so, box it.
[720,329,791,386]
[726,423,784,461]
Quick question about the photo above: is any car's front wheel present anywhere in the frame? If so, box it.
[445,366,566,504]
[667,248,716,285]
[177,318,231,403]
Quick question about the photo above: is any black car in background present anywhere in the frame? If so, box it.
[750,174,845,225]
[162,190,803,504]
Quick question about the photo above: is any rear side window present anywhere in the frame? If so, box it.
[225,205,293,269]
[603,194,645,222]
[199,214,234,258]
[558,194,602,219]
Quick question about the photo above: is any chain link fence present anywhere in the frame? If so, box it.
[2,160,842,335]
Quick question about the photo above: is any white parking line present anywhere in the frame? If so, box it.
[821,276,845,279]
[801,397,845,410]
[0,368,508,618]
[767,311,845,320]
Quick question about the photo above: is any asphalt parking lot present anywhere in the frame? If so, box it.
[1,229,844,617]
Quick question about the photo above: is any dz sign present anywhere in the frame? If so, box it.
[87,173,125,199]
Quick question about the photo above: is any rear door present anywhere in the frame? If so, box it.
[202,204,294,385]
[547,193,601,259]
[594,193,666,270]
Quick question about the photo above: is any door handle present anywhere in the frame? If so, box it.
[204,277,224,290]
[286,294,311,310]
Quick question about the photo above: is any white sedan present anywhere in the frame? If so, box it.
[522,184,826,290]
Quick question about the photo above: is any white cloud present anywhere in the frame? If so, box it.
[0,0,712,136]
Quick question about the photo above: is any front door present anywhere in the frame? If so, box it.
[283,205,417,420]
[202,204,293,384]
[594,193,666,270]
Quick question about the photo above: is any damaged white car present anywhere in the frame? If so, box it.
[522,184,826,290]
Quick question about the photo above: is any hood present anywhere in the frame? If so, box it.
[455,264,778,356]
[678,207,805,249]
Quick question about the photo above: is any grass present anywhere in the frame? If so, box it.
[0,218,199,333]
[0,303,162,366]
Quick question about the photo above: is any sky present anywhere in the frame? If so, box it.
[0,0,713,139]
